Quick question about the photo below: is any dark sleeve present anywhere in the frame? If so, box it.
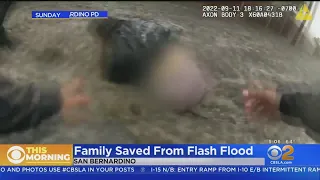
[279,93,320,133]
[0,1,12,25]
[0,76,62,133]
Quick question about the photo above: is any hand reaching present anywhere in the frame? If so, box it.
[60,78,91,123]
[242,81,281,120]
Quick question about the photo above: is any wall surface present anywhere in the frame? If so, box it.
[242,1,319,56]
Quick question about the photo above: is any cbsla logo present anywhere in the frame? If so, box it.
[7,146,26,164]
[267,145,294,165]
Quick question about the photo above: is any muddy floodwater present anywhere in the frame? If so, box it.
[0,1,318,144]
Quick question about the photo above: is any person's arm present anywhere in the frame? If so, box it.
[279,93,320,133]
[0,1,12,25]
[0,1,13,47]
[0,76,62,133]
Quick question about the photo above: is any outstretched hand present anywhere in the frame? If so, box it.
[242,81,281,120]
[60,78,91,123]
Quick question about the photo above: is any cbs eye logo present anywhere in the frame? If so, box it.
[267,145,294,161]
[7,146,26,164]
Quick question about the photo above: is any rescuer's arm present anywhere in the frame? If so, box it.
[0,1,13,47]
[276,80,320,132]
[0,75,62,133]
[279,92,320,133]
[0,1,12,25]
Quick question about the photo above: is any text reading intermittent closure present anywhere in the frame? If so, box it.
[31,11,108,19]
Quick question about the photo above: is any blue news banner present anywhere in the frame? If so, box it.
[1,144,320,179]
[0,166,319,174]
[31,11,108,19]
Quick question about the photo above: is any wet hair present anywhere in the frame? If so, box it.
[89,17,173,86]
[89,17,125,41]
[89,18,207,111]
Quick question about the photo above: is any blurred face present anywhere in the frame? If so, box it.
[146,44,207,112]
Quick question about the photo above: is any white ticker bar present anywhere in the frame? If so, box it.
[73,158,265,166]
